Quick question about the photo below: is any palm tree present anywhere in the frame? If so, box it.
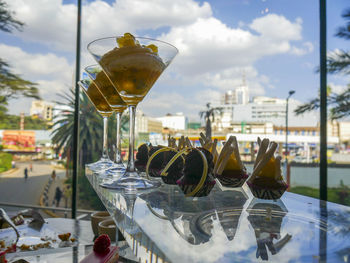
[199,103,223,140]
[0,1,39,115]
[295,8,350,119]
[51,88,129,166]
[51,88,129,210]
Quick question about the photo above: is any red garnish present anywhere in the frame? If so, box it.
[0,251,7,263]
[93,234,111,254]
[4,244,16,253]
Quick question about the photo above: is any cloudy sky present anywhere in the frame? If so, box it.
[1,0,349,121]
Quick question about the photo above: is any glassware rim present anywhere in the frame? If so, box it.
[87,35,179,54]
[84,64,102,74]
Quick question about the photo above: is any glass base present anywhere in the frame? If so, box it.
[100,171,161,191]
[97,163,126,179]
[104,163,126,176]
[86,157,115,172]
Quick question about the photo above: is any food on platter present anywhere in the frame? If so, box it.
[58,232,71,242]
[247,138,288,200]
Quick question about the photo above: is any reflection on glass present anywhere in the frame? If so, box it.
[247,198,292,261]
[140,187,215,245]
[78,79,114,171]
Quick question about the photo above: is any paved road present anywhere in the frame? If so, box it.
[0,161,65,214]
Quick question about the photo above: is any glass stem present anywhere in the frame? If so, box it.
[115,111,122,164]
[102,116,109,159]
[127,105,136,173]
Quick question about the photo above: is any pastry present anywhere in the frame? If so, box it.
[80,234,119,263]
[146,145,184,184]
[247,138,288,200]
[176,147,216,197]
[135,143,151,172]
[214,136,248,187]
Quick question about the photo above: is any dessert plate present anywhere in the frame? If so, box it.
[0,223,77,257]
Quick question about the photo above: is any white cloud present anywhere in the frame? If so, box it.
[329,82,348,94]
[8,0,212,52]
[0,44,73,105]
[290,41,314,56]
[3,0,313,119]
[0,44,72,82]
[250,15,302,41]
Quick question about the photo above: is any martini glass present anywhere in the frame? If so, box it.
[85,65,127,177]
[78,78,115,172]
[88,35,178,191]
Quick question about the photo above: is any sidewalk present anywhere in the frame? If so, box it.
[0,167,19,177]
[39,171,71,218]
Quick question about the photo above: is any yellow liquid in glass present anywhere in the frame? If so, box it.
[100,46,166,105]
[94,71,127,112]
[86,82,113,117]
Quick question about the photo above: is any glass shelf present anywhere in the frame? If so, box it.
[86,168,350,263]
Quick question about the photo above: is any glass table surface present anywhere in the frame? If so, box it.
[86,168,350,263]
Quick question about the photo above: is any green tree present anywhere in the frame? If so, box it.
[51,88,129,165]
[0,115,49,129]
[199,103,223,139]
[0,0,40,116]
[51,88,129,210]
[295,8,350,119]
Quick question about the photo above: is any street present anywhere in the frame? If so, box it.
[0,161,65,214]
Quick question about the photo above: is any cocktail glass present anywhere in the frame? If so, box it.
[88,35,178,191]
[78,78,115,171]
[85,64,127,177]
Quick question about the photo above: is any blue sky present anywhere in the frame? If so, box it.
[1,0,349,121]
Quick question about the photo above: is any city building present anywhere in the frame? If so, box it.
[157,113,188,131]
[30,100,55,121]
[213,96,319,130]
[222,85,249,105]
[136,110,163,134]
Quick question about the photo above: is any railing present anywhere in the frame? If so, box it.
[0,202,95,220]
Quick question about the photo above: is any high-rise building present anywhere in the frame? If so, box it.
[30,100,55,120]
[222,85,249,105]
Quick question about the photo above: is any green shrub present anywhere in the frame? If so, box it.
[0,152,13,172]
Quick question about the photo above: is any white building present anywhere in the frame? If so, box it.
[30,100,55,120]
[136,110,163,134]
[214,96,319,130]
[157,113,188,131]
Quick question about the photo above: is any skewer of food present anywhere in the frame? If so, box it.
[247,138,288,200]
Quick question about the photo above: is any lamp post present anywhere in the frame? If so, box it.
[285,90,295,161]
[285,90,295,190]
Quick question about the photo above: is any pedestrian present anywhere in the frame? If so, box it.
[63,185,72,208]
[11,160,15,168]
[29,163,33,172]
[24,167,28,180]
[51,170,56,181]
[53,187,63,207]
